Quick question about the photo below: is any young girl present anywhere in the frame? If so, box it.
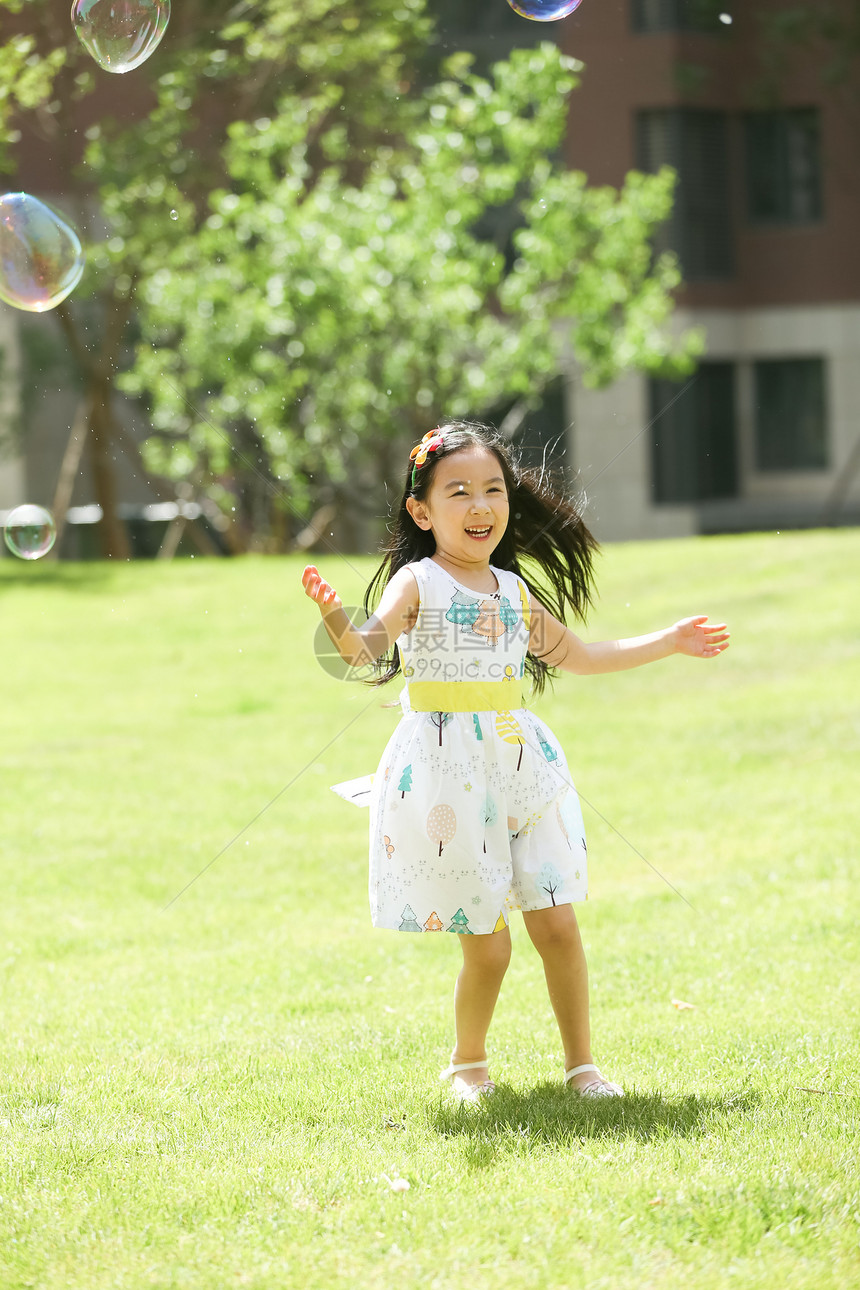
[302,422,728,1102]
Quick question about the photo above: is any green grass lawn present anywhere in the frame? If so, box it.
[1,530,858,1290]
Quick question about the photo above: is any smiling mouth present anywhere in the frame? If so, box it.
[465,526,492,539]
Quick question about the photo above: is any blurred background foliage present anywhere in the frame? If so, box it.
[0,0,703,555]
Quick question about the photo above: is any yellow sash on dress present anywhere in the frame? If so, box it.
[407,679,523,712]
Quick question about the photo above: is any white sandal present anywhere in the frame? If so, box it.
[564,1063,624,1098]
[440,1059,496,1103]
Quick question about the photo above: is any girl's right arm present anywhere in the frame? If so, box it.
[528,596,729,674]
[301,564,419,667]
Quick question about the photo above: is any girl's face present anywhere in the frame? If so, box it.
[406,445,510,566]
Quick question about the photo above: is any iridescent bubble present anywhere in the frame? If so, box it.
[0,193,85,313]
[507,0,583,19]
[71,0,171,74]
[3,505,57,560]
[169,209,178,220]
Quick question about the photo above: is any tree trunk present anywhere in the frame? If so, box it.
[108,420,246,555]
[47,395,90,560]
[88,378,131,561]
[157,513,187,559]
[291,502,338,553]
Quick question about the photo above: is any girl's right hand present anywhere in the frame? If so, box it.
[301,564,342,611]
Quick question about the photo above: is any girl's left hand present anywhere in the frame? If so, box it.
[673,616,730,658]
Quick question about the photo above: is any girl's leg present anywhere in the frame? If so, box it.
[449,925,512,1089]
[522,903,609,1091]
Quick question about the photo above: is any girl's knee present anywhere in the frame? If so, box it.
[462,928,512,975]
[523,904,581,955]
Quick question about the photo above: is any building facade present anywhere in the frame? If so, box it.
[561,0,860,538]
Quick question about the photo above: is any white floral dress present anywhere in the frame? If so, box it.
[366,557,587,935]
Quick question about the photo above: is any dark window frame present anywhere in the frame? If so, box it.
[636,107,734,281]
[650,362,739,504]
[743,107,823,226]
[753,358,828,472]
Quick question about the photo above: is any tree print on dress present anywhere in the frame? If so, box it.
[537,862,564,906]
[399,904,423,932]
[482,792,497,854]
[447,908,473,934]
[472,713,483,741]
[429,711,453,746]
[555,799,572,849]
[424,911,443,932]
[496,710,525,770]
[535,725,558,763]
[426,803,456,856]
[398,764,412,798]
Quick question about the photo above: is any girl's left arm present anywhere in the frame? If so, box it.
[529,598,730,676]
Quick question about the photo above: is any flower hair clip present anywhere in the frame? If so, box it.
[409,429,445,489]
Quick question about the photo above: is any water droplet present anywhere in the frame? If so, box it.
[507,0,582,20]
[3,504,57,559]
[0,193,85,312]
[71,0,171,74]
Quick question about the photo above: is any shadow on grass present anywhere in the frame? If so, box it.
[428,1081,760,1161]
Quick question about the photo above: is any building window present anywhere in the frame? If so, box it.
[512,377,568,475]
[743,108,822,224]
[636,108,733,280]
[631,0,725,33]
[651,363,738,503]
[754,359,827,470]
[489,377,568,475]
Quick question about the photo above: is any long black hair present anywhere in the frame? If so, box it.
[363,420,599,696]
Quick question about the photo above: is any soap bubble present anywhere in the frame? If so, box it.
[0,193,85,313]
[3,505,57,560]
[169,209,178,220]
[71,0,171,74]
[507,0,583,19]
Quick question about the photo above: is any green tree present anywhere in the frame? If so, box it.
[124,42,702,549]
[537,862,563,906]
[1,3,701,556]
[398,903,422,933]
[446,908,472,934]
[0,0,431,555]
[482,791,496,854]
